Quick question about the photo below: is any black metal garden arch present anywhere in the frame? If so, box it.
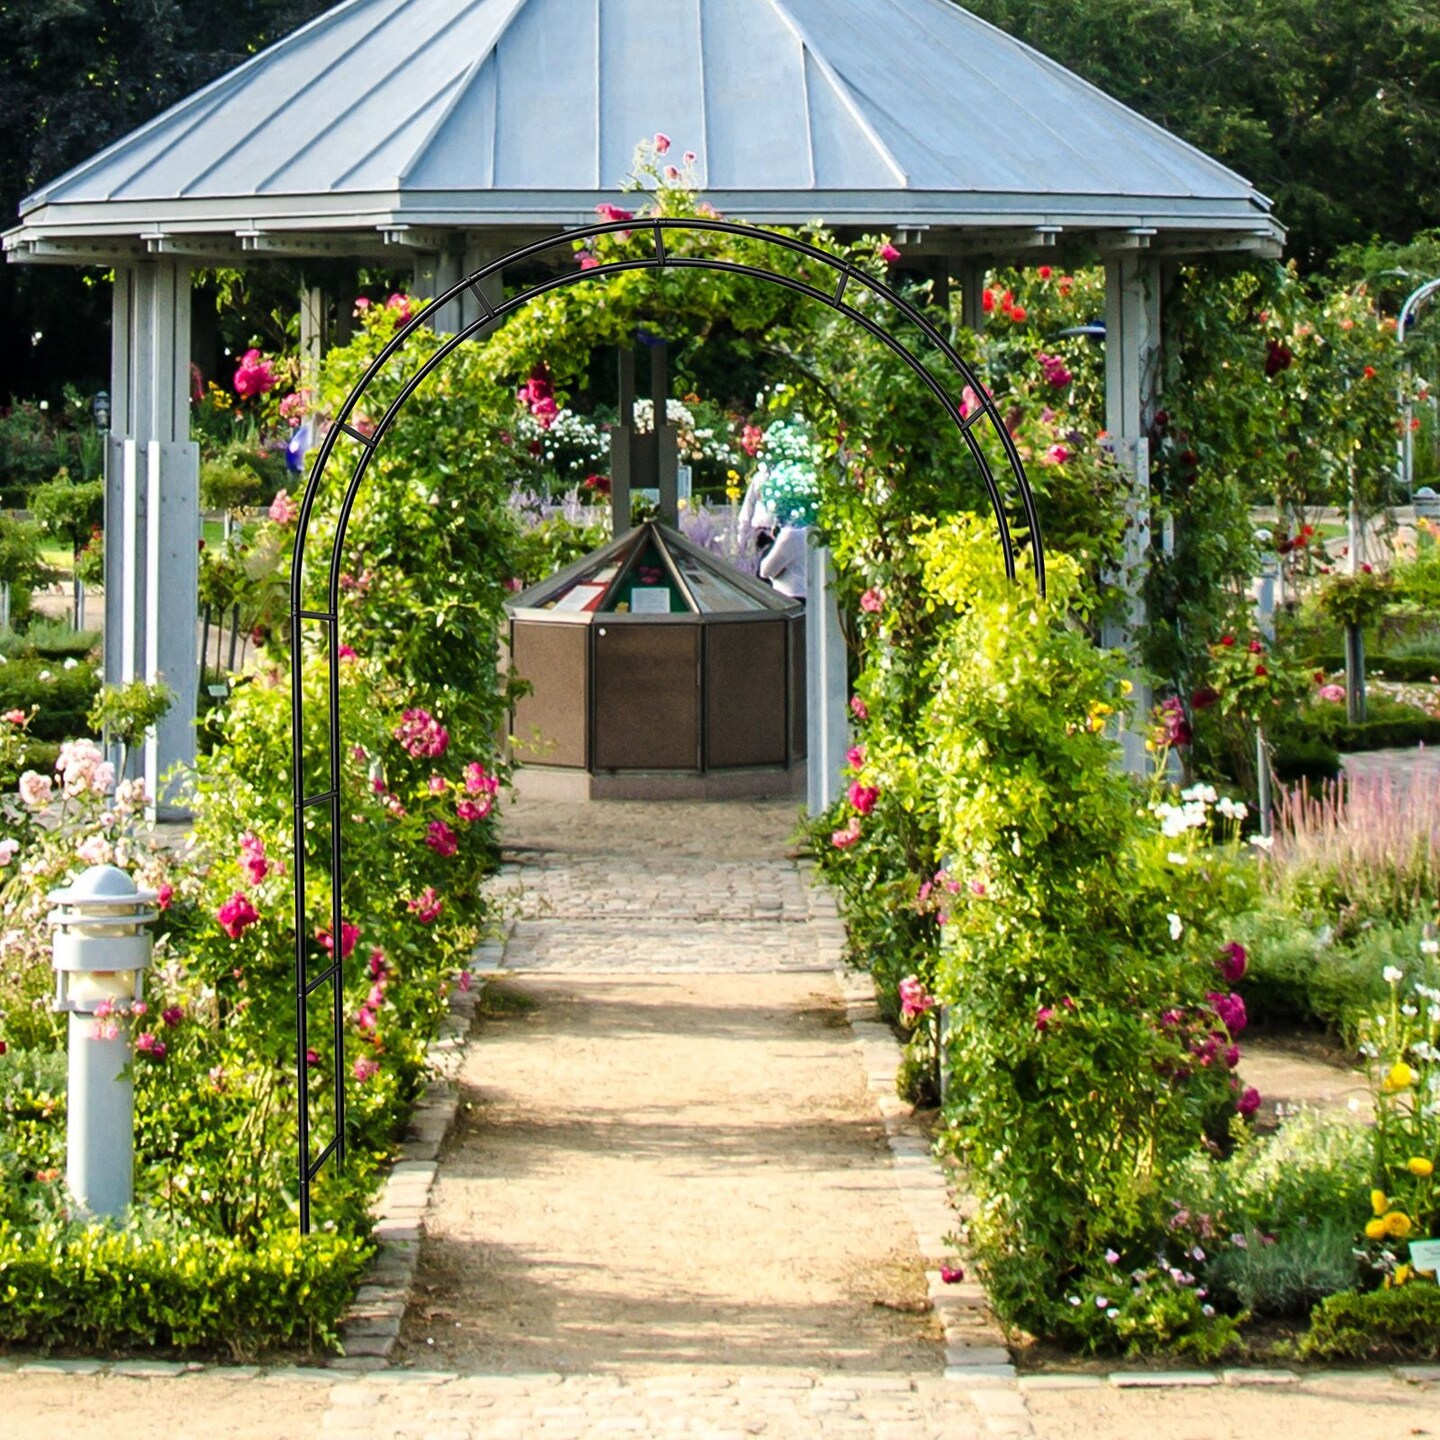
[287,217,1044,1230]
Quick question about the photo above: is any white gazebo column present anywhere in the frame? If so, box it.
[105,261,199,804]
[805,544,850,815]
[956,261,988,335]
[1103,252,1162,773]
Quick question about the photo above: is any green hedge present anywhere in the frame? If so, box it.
[1300,1283,1440,1362]
[1309,652,1440,683]
[1291,699,1440,753]
[0,658,100,742]
[0,1221,370,1359]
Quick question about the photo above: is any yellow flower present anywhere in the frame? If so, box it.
[1384,1211,1414,1240]
[1365,1217,1388,1240]
[1086,701,1113,733]
[1407,1157,1435,1178]
[1395,1265,1413,1287]
[1383,1061,1415,1092]
[1372,1188,1389,1216]
[1120,679,1134,697]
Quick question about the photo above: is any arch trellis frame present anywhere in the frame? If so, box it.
[287,217,1044,1230]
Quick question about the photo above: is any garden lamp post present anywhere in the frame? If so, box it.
[49,864,159,1219]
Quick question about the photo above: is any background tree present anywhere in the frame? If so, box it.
[965,0,1440,268]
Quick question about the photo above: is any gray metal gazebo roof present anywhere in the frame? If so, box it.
[6,0,1283,263]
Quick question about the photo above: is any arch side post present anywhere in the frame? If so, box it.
[806,543,849,815]
[105,261,199,808]
[1103,252,1161,775]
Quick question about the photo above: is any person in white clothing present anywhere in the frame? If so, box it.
[758,523,809,600]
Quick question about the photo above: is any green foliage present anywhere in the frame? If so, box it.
[0,513,50,592]
[1317,570,1396,628]
[1301,1282,1440,1361]
[0,1218,368,1358]
[28,469,104,555]
[89,678,175,776]
[1206,1221,1361,1317]
[964,0,1440,267]
[0,656,99,741]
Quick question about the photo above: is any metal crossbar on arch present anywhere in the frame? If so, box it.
[286,217,1042,1231]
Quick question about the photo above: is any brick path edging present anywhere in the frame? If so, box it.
[328,925,512,1371]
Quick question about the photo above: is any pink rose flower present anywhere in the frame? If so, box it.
[848,781,879,816]
[407,887,443,923]
[394,708,449,759]
[456,797,493,823]
[1218,941,1247,984]
[239,831,270,886]
[18,770,52,809]
[353,1057,379,1083]
[898,975,936,1022]
[846,745,865,769]
[1236,1085,1261,1117]
[268,490,299,525]
[653,132,672,154]
[849,695,868,722]
[217,892,260,939]
[878,242,901,263]
[859,588,883,614]
[426,820,458,857]
[831,816,862,850]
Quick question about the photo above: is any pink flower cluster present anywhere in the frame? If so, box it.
[518,366,558,429]
[848,781,879,816]
[217,892,260,939]
[458,762,500,822]
[1037,353,1074,388]
[239,831,270,886]
[831,815,862,849]
[316,921,361,961]
[859,588,883,614]
[233,349,276,399]
[135,1031,168,1060]
[425,820,458,857]
[394,708,449,758]
[407,886,443,923]
[57,738,114,798]
[898,975,936,1022]
[269,490,299,525]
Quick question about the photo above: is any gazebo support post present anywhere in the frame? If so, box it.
[104,261,200,808]
[805,543,849,816]
[299,284,325,389]
[957,262,987,335]
[1103,252,1161,774]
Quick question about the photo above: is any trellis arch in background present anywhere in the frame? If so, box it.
[287,217,1043,1230]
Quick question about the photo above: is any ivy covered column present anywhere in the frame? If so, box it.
[1103,251,1162,773]
[105,261,200,805]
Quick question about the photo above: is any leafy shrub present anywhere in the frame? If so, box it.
[1308,651,1440,682]
[1268,733,1341,785]
[0,1219,369,1358]
[1206,1221,1359,1316]
[1289,695,1440,751]
[1300,1283,1440,1361]
[0,656,99,741]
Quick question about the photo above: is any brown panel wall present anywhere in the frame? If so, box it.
[705,620,787,769]
[593,624,700,770]
[511,620,589,768]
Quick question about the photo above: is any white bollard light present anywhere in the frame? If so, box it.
[49,864,158,1219]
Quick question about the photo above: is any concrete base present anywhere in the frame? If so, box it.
[511,762,807,803]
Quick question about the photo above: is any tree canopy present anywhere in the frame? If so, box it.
[966,0,1440,267]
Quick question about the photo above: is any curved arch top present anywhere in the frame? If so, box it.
[286,217,1043,1231]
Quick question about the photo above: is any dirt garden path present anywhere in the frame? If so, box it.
[2,793,1437,1439]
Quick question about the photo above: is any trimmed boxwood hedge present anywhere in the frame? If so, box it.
[1309,652,1440,683]
[0,1221,370,1359]
[0,658,99,742]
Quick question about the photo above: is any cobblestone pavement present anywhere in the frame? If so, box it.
[489,796,829,973]
[318,1369,994,1439]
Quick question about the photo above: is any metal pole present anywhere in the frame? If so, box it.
[1256,725,1273,841]
[66,1012,135,1217]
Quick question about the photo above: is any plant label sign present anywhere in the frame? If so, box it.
[1409,1239,1440,1275]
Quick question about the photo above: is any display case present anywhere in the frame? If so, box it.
[506,522,806,798]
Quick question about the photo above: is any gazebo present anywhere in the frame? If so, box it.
[4,0,1283,793]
